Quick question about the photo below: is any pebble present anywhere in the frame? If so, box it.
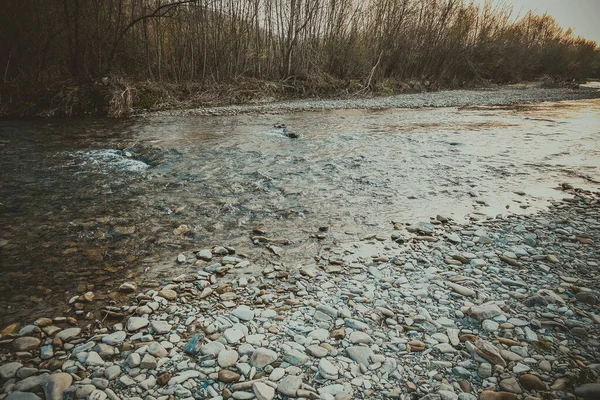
[250,348,278,368]
[126,317,149,332]
[218,350,239,368]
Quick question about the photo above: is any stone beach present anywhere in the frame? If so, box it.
[0,185,599,400]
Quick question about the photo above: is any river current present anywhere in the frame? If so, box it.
[1,99,599,324]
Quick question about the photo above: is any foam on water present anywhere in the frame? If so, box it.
[62,149,149,172]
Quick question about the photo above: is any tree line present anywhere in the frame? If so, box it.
[1,0,599,115]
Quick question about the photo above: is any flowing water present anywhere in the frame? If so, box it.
[1,99,599,324]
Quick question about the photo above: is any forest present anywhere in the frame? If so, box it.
[1,0,599,116]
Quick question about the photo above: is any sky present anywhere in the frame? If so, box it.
[477,0,600,44]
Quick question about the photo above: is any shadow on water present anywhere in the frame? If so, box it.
[0,99,599,324]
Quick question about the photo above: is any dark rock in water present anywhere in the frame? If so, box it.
[575,383,600,399]
[285,131,300,139]
[183,333,204,355]
[274,123,286,129]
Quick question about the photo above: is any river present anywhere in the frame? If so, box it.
[0,97,599,325]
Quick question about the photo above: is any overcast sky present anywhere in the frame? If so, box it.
[477,0,600,44]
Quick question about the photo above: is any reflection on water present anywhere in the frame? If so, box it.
[0,100,599,324]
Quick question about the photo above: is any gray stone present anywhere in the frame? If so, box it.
[283,349,309,365]
[218,350,239,368]
[344,318,369,330]
[308,328,330,341]
[468,304,502,320]
[232,305,254,321]
[42,373,72,400]
[197,249,212,260]
[482,320,499,332]
[499,377,522,394]
[14,373,49,392]
[478,363,492,379]
[306,345,328,358]
[89,389,107,400]
[0,362,23,379]
[447,282,476,297]
[346,346,374,366]
[575,384,600,399]
[104,365,121,380]
[254,381,275,400]
[102,331,127,346]
[200,341,225,357]
[349,332,373,344]
[524,326,538,342]
[140,353,157,369]
[277,375,302,397]
[126,352,141,368]
[126,317,149,332]
[93,343,115,358]
[318,358,339,378]
[147,342,168,357]
[224,326,246,343]
[150,320,172,334]
[55,327,81,341]
[5,393,42,400]
[250,348,278,368]
[86,351,105,366]
[316,304,338,318]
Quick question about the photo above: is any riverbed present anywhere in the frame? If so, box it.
[0,90,599,325]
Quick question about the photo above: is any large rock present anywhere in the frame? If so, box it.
[218,350,239,368]
[150,321,172,335]
[14,373,49,392]
[346,346,374,366]
[0,362,23,379]
[200,341,225,357]
[474,339,507,367]
[85,351,105,366]
[55,328,81,341]
[12,337,41,352]
[5,393,42,400]
[232,305,254,321]
[468,304,502,320]
[447,282,475,297]
[574,384,600,399]
[254,381,275,400]
[277,375,302,397]
[499,377,522,394]
[126,317,149,332]
[102,331,127,346]
[349,332,373,344]
[518,374,545,391]
[250,348,278,368]
[318,358,339,379]
[140,353,157,369]
[283,349,309,366]
[42,373,72,400]
[147,342,168,357]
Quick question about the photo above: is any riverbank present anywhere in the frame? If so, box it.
[1,78,599,119]
[146,85,600,118]
[0,185,598,400]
